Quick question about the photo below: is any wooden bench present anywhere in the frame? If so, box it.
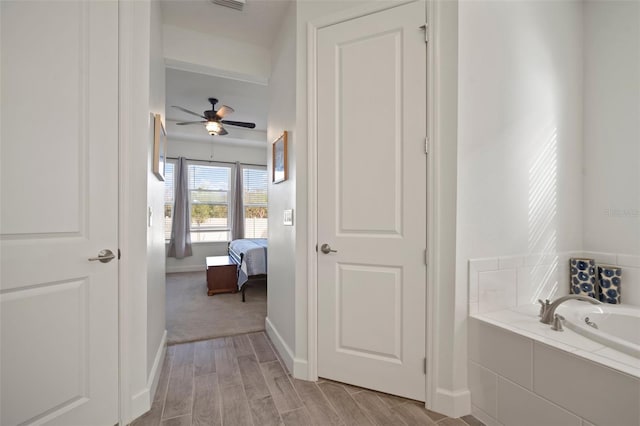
[205,255,238,296]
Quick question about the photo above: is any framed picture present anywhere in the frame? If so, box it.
[153,113,166,181]
[272,131,288,183]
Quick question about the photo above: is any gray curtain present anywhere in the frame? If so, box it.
[168,157,192,258]
[231,161,244,240]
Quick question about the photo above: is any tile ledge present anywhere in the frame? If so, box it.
[470,306,640,380]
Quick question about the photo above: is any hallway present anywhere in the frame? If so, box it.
[132,332,482,426]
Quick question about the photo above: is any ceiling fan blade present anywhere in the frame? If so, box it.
[216,105,235,119]
[172,105,207,120]
[176,121,207,125]
[217,127,229,136]
[221,120,256,129]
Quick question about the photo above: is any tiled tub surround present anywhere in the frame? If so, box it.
[468,251,640,315]
[467,252,640,426]
[468,309,640,426]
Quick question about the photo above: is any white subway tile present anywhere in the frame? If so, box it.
[470,258,499,273]
[471,404,503,426]
[517,264,565,307]
[558,251,578,265]
[469,361,498,418]
[469,261,479,304]
[533,343,640,426]
[617,254,640,268]
[478,269,517,313]
[498,256,524,270]
[592,347,640,371]
[468,319,533,390]
[497,377,581,426]
[621,267,640,307]
[581,251,617,265]
[525,252,560,267]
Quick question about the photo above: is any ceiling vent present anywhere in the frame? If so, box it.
[211,0,245,11]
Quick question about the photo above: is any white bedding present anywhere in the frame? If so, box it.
[229,238,268,289]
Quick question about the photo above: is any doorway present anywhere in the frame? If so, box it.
[315,1,428,401]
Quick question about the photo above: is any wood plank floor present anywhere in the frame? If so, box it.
[131,332,484,426]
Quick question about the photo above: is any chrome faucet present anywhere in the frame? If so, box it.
[539,294,602,325]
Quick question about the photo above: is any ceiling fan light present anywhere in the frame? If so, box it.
[205,121,223,135]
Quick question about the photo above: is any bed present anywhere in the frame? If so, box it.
[228,238,268,302]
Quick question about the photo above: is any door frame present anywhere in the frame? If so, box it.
[306,0,448,410]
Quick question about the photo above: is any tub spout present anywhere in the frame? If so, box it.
[540,294,602,325]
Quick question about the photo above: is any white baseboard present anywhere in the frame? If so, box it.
[166,265,204,274]
[265,317,294,372]
[471,404,501,426]
[265,317,309,379]
[432,387,471,418]
[292,357,309,379]
[130,330,167,422]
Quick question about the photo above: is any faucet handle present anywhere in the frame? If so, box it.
[537,299,551,318]
[551,314,565,332]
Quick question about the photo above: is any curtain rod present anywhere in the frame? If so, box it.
[166,156,266,168]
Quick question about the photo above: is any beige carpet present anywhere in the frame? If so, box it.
[166,271,267,345]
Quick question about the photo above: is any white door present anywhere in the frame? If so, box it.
[1,1,119,425]
[317,1,427,401]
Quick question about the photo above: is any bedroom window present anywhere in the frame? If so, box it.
[242,166,268,238]
[188,163,231,242]
[164,160,267,242]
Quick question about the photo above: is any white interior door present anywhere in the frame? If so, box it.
[317,1,427,401]
[1,1,119,425]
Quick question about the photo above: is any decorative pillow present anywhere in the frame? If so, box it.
[597,265,622,304]
[569,258,596,298]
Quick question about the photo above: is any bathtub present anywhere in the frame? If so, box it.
[469,302,640,426]
[561,303,640,359]
[470,300,640,378]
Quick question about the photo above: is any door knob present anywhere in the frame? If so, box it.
[320,243,337,254]
[88,249,116,263]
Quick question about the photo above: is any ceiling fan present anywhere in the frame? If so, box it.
[172,97,256,136]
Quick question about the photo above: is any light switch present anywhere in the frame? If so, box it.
[283,209,293,226]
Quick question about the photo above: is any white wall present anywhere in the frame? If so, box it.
[462,1,640,423]
[163,24,270,83]
[164,138,267,273]
[266,0,298,369]
[457,0,583,416]
[457,0,583,265]
[583,0,640,256]
[146,0,166,379]
[119,0,167,421]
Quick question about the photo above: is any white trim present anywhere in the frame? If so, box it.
[118,1,134,423]
[265,317,295,373]
[434,388,472,419]
[425,0,437,409]
[148,330,167,405]
[425,0,468,417]
[308,0,416,29]
[130,331,167,421]
[164,58,269,86]
[293,357,309,379]
[471,405,502,426]
[306,18,319,382]
[306,0,436,401]
[265,317,310,378]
